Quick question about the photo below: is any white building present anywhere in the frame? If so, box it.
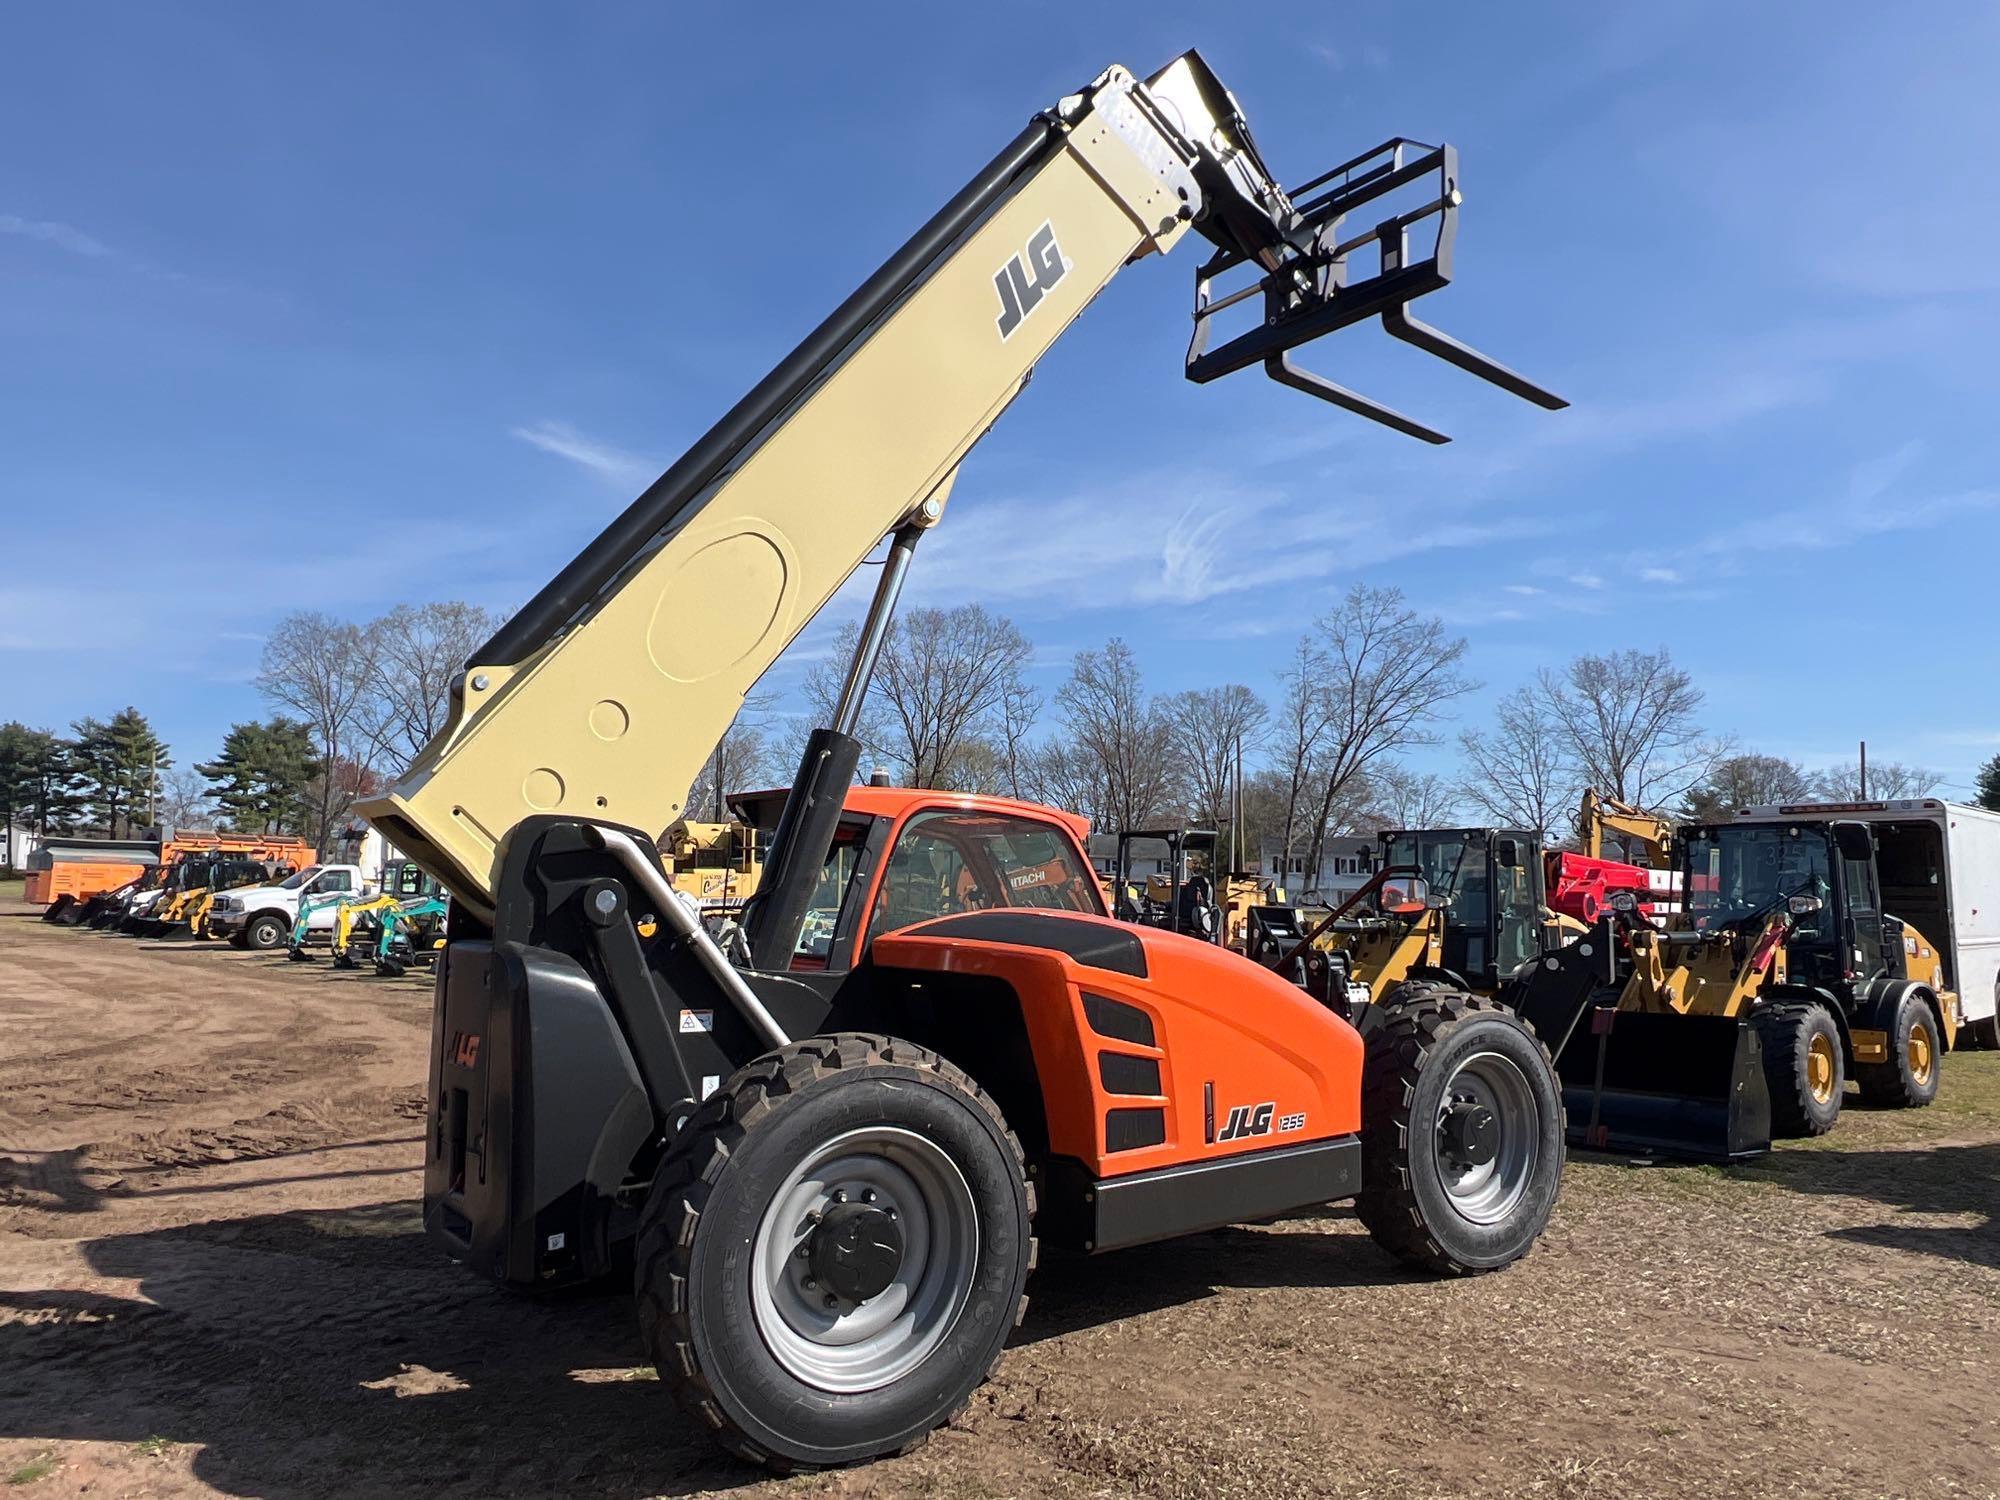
[1255,835,1379,903]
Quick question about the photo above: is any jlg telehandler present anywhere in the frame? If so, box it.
[357,52,1565,1470]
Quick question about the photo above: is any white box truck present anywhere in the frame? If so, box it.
[1735,797,2000,1047]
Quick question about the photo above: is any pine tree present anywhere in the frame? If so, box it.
[1976,752,2000,814]
[197,718,322,834]
[1,723,86,840]
[69,708,170,837]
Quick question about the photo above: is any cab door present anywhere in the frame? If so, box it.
[1834,822,1886,978]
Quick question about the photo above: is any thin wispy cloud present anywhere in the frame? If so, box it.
[510,420,659,487]
[0,214,112,258]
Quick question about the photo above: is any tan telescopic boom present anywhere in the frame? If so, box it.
[361,53,1561,914]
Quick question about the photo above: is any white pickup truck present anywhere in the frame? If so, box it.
[208,863,368,950]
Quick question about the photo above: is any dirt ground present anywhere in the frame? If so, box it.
[1,901,1996,1500]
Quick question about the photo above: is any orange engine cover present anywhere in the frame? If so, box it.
[870,910,1363,1179]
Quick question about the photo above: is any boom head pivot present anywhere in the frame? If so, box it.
[1153,52,1566,442]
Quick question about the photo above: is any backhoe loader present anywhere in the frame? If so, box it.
[356,51,1565,1470]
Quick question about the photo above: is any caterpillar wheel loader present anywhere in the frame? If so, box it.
[1675,817,1959,1132]
[1248,827,1558,1013]
[1243,822,1774,1160]
[1498,813,1959,1158]
[355,50,1565,1470]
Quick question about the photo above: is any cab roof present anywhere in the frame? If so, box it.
[728,784,1091,845]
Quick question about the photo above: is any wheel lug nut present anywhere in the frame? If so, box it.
[802,1276,817,1290]
[831,1189,847,1204]
[823,1294,838,1309]
[862,1189,877,1204]
[796,1243,810,1259]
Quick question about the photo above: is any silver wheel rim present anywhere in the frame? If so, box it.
[1432,1050,1538,1226]
[749,1125,978,1393]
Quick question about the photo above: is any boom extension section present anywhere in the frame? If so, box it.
[360,52,1561,915]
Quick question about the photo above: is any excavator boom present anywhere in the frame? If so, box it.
[360,53,1560,916]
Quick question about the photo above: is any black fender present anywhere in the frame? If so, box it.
[1850,977,1942,1060]
[1407,965,1475,996]
[1761,981,1856,1056]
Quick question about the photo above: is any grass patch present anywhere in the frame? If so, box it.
[6,1454,56,1486]
[0,877,24,905]
[1568,1050,2000,1209]
[133,1436,173,1459]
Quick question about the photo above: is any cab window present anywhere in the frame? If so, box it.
[313,869,354,894]
[793,829,866,968]
[867,811,1100,942]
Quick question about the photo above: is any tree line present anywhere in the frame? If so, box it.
[0,602,503,857]
[6,587,1991,868]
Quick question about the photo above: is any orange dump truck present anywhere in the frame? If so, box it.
[28,832,316,908]
[23,838,159,905]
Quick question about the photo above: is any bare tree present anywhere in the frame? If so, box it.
[1055,639,1175,831]
[362,602,506,769]
[1459,686,1579,840]
[1160,684,1267,830]
[1365,765,1461,831]
[156,764,216,830]
[795,624,893,776]
[1273,636,1334,868]
[1019,739,1109,825]
[257,611,379,852]
[1811,760,1943,801]
[996,673,1042,801]
[1303,586,1476,860]
[686,699,778,821]
[1539,647,1722,812]
[1679,752,1811,820]
[872,606,1034,790]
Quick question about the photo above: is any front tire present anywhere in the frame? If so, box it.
[1755,1001,1844,1136]
[1356,982,1565,1275]
[243,913,288,951]
[635,1034,1033,1471]
[1854,991,1942,1108]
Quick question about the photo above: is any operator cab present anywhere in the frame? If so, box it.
[727,784,1106,976]
[1680,820,1881,985]
[1377,826,1546,987]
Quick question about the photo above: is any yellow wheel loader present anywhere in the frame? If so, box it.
[1109,827,1269,949]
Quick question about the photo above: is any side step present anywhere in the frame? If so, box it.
[1044,1137,1362,1254]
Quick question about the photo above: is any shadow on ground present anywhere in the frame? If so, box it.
[0,1198,1425,1497]
[1744,1140,2000,1269]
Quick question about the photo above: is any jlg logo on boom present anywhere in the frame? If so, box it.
[993,223,1069,340]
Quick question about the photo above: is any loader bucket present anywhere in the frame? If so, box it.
[1558,1009,1772,1162]
[41,895,76,924]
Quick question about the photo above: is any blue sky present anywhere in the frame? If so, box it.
[4,3,1998,795]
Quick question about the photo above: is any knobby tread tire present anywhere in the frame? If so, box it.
[1853,991,1941,1109]
[1355,981,1564,1276]
[1754,1001,1843,1137]
[633,1032,1034,1472]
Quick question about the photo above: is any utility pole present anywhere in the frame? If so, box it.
[1859,739,1869,800]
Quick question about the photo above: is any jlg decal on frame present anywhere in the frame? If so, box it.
[993,222,1070,339]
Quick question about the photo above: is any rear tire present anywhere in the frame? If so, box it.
[1854,992,1942,1108]
[1356,981,1566,1276]
[1754,1002,1844,1136]
[635,1034,1033,1471]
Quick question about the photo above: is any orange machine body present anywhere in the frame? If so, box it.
[873,916,1362,1178]
[735,783,1366,1182]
